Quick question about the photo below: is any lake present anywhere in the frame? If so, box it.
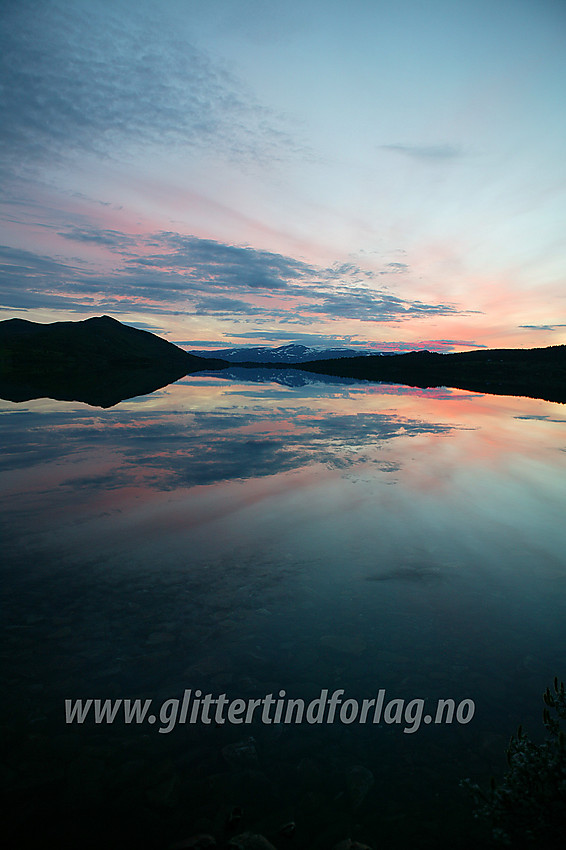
[2,373,566,849]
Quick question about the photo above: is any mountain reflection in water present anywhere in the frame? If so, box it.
[2,374,566,850]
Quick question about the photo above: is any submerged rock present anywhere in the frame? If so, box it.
[208,768,273,806]
[226,805,244,828]
[145,759,180,808]
[333,841,373,850]
[278,821,296,837]
[296,757,323,790]
[170,835,216,850]
[346,765,374,808]
[228,833,277,850]
[298,789,327,815]
[222,737,259,768]
[145,771,179,808]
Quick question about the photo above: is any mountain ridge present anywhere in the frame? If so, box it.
[1,315,565,405]
[292,345,566,404]
[188,342,380,363]
[0,315,226,372]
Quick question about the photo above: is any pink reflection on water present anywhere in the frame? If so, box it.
[2,379,565,574]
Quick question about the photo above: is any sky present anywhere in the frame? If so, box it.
[1,0,565,352]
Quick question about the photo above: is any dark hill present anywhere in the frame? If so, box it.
[294,345,566,404]
[0,315,225,371]
[0,315,227,407]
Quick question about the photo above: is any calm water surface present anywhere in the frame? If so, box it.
[2,375,566,849]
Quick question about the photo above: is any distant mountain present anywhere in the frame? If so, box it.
[295,345,566,404]
[4,317,563,407]
[188,343,379,364]
[0,315,227,407]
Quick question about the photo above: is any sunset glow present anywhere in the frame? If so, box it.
[1,0,565,352]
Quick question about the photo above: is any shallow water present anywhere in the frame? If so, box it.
[2,374,566,849]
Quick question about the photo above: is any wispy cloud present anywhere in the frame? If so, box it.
[519,324,566,331]
[308,288,459,323]
[0,231,468,325]
[380,262,410,274]
[379,143,464,160]
[58,226,137,251]
[0,0,296,179]
[0,245,92,310]
[128,233,313,289]
[217,330,365,346]
[192,296,267,316]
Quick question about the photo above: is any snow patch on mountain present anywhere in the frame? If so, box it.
[188,343,385,363]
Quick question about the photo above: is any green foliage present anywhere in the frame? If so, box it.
[461,678,566,847]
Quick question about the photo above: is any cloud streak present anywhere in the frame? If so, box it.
[0,0,295,179]
[519,324,566,332]
[0,230,467,325]
[128,233,312,289]
[58,226,138,251]
[380,143,464,161]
